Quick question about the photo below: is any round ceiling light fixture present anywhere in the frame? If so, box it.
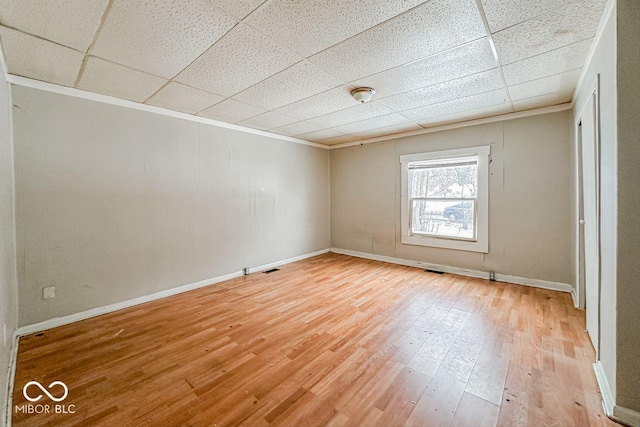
[350,87,376,103]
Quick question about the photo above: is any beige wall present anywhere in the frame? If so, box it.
[572,0,618,403]
[616,0,640,412]
[0,48,18,425]
[12,86,330,327]
[331,111,572,285]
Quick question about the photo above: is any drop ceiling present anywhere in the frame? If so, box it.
[0,0,606,146]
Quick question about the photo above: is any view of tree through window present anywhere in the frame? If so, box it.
[408,156,478,240]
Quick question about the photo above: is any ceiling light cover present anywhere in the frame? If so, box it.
[350,87,376,103]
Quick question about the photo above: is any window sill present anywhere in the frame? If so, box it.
[401,234,488,253]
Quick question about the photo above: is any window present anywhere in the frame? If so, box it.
[400,146,490,252]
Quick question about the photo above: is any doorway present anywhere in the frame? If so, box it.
[576,76,601,358]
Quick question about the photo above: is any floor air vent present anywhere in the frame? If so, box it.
[425,269,445,274]
[263,268,280,274]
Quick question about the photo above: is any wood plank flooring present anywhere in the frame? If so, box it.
[12,253,616,426]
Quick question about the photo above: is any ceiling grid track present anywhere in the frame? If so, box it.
[73,0,115,88]
[473,0,514,111]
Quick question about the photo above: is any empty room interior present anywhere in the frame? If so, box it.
[0,0,639,426]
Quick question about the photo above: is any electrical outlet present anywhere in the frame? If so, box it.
[43,285,55,299]
[489,271,496,281]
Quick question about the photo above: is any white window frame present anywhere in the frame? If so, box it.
[400,146,490,253]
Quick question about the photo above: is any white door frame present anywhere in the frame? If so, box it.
[574,75,601,358]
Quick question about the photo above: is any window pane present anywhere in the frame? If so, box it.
[408,161,477,198]
[411,199,475,239]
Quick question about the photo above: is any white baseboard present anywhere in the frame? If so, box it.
[16,271,241,336]
[593,361,640,427]
[594,361,616,417]
[493,272,573,293]
[4,334,18,427]
[247,248,329,274]
[329,247,574,294]
[16,248,329,337]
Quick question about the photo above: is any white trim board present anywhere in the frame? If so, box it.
[572,0,616,104]
[330,247,574,294]
[1,38,19,427]
[327,103,573,149]
[0,36,9,76]
[594,361,615,418]
[5,74,329,150]
[571,290,579,309]
[245,249,328,275]
[6,75,576,153]
[15,248,329,337]
[594,362,640,427]
[4,335,18,427]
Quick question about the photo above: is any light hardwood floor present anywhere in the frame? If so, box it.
[12,253,615,426]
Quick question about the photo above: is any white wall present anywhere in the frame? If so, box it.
[572,0,618,404]
[12,86,330,327]
[331,111,572,285]
[0,46,18,426]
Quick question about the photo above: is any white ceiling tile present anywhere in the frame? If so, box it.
[78,57,168,102]
[508,69,580,101]
[270,121,324,137]
[236,111,297,131]
[380,69,504,112]
[481,0,550,33]
[145,82,224,114]
[307,102,394,128]
[209,0,266,19]
[403,89,509,121]
[319,135,362,146]
[0,0,109,51]
[198,98,265,123]
[174,23,301,97]
[0,0,596,143]
[332,113,411,135]
[417,103,513,128]
[91,0,237,78]
[298,129,345,142]
[481,0,592,33]
[353,122,423,139]
[244,0,430,57]
[502,38,591,86]
[512,90,573,112]
[493,0,606,65]
[273,87,360,121]
[308,0,486,82]
[0,26,83,86]
[351,38,497,99]
[232,61,342,110]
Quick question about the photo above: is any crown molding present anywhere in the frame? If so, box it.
[5,74,330,150]
[327,102,573,149]
[4,67,583,153]
[572,0,616,103]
